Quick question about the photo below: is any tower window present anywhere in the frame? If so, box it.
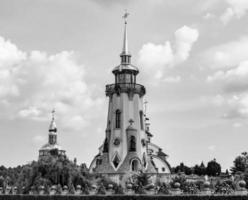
[129,136,136,152]
[131,159,140,171]
[139,111,144,130]
[116,110,121,129]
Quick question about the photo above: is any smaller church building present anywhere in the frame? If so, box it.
[38,110,66,160]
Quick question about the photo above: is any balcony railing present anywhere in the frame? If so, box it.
[105,83,146,97]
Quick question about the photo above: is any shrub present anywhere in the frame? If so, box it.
[157,182,170,194]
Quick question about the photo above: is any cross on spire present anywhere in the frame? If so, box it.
[51,108,55,120]
[122,10,129,24]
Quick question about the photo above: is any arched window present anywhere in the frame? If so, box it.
[116,110,121,129]
[139,111,144,130]
[129,136,136,152]
[131,159,140,171]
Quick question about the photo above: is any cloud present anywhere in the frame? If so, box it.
[138,26,199,81]
[220,0,248,24]
[207,61,248,93]
[208,94,248,119]
[220,7,234,25]
[203,13,216,20]
[202,37,248,69]
[0,35,104,130]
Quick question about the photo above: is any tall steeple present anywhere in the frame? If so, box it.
[120,10,131,65]
[49,109,57,133]
[122,11,129,55]
[48,109,57,145]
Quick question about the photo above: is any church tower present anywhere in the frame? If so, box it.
[90,13,171,177]
[39,110,66,160]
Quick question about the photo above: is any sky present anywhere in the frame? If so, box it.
[0,0,248,171]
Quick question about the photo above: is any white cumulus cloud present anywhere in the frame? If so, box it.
[0,35,103,130]
[138,26,199,81]
[202,37,248,69]
[220,0,248,24]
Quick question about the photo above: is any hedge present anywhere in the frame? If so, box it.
[0,195,248,200]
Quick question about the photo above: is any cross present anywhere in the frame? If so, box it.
[122,10,129,23]
[129,119,134,126]
[51,108,55,120]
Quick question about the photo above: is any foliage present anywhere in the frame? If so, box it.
[206,159,221,176]
[183,182,199,194]
[173,163,193,175]
[171,175,186,189]
[214,180,235,194]
[96,176,124,194]
[231,152,248,174]
[132,171,151,194]
[156,181,170,194]
[0,155,90,194]
[193,162,206,176]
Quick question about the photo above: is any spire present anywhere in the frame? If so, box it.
[49,109,57,133]
[122,10,129,54]
[120,10,131,65]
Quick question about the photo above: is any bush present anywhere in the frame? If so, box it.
[214,180,235,194]
[157,182,170,194]
[183,182,199,194]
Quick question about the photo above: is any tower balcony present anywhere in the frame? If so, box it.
[106,83,146,97]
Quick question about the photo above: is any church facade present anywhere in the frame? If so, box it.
[89,15,171,181]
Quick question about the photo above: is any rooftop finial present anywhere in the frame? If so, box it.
[51,108,55,120]
[122,9,129,24]
[122,10,129,55]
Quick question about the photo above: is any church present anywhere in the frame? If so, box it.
[38,110,66,160]
[89,14,171,181]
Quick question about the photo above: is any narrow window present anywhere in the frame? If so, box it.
[129,136,136,152]
[140,111,144,130]
[116,110,121,129]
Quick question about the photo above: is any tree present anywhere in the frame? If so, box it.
[231,152,248,174]
[174,163,193,175]
[193,162,206,176]
[206,159,221,176]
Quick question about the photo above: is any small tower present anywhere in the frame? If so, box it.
[38,110,66,160]
[89,12,171,178]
